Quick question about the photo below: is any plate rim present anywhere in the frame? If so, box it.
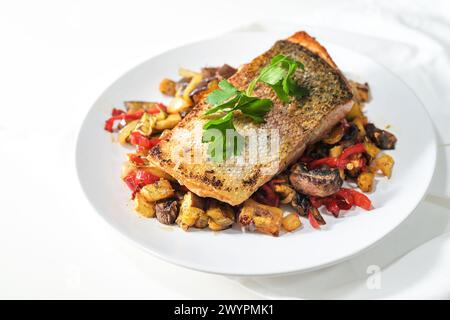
[75,31,437,277]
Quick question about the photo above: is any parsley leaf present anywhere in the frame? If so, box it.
[246,54,307,102]
[202,112,244,162]
[206,79,237,106]
[201,53,308,162]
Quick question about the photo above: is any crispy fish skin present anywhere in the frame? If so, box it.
[148,32,353,205]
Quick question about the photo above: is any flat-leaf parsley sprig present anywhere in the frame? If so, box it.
[247,54,308,102]
[202,54,307,161]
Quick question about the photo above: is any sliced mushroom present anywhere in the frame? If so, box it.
[289,163,343,197]
[291,192,310,217]
[155,199,178,225]
[365,123,397,150]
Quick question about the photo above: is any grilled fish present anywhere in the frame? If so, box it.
[148,32,353,205]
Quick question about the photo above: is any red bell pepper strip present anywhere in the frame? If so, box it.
[111,108,125,116]
[104,109,145,132]
[123,170,160,197]
[128,154,146,166]
[309,196,323,208]
[340,188,372,210]
[322,197,340,217]
[308,210,321,229]
[340,143,365,161]
[308,143,366,170]
[146,103,167,114]
[309,157,339,169]
[129,132,160,149]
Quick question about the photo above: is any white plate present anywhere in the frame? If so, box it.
[76,32,436,276]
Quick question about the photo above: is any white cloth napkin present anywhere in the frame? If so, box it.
[229,17,450,299]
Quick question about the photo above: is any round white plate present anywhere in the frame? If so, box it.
[76,32,436,276]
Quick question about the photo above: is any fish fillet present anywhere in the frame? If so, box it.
[148,32,353,205]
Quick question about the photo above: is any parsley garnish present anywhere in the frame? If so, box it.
[202,54,307,161]
[247,54,307,102]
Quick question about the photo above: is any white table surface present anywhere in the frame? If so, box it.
[1,0,448,299]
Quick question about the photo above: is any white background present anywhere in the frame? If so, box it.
[0,0,449,299]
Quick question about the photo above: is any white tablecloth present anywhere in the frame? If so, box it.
[0,0,448,299]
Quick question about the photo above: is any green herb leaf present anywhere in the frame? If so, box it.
[206,80,238,106]
[237,98,273,123]
[202,112,244,162]
[246,54,306,103]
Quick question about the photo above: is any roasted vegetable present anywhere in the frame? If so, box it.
[323,124,345,144]
[155,199,178,225]
[291,192,310,217]
[352,117,366,139]
[282,213,302,232]
[155,113,182,131]
[159,78,177,96]
[134,193,156,218]
[329,145,343,158]
[135,113,156,137]
[195,211,210,229]
[346,102,364,120]
[349,81,370,103]
[309,206,326,225]
[176,192,206,231]
[206,199,235,230]
[167,96,192,114]
[364,140,380,159]
[118,120,139,144]
[239,199,283,236]
[140,179,174,202]
[124,101,166,114]
[290,163,343,197]
[371,153,394,178]
[365,123,397,149]
[357,172,375,192]
[273,183,295,204]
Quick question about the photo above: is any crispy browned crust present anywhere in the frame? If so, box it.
[148,31,353,205]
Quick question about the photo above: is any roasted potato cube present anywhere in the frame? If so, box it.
[364,141,380,159]
[208,219,230,231]
[346,102,364,120]
[194,211,209,229]
[353,117,366,139]
[273,184,295,204]
[239,199,282,236]
[357,172,375,192]
[206,200,235,230]
[329,145,343,158]
[371,154,395,178]
[167,96,192,114]
[176,192,206,231]
[159,78,176,96]
[134,193,155,218]
[176,207,203,231]
[155,113,182,131]
[140,179,174,202]
[282,213,302,232]
[121,161,135,179]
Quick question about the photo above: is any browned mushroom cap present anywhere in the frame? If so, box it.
[365,123,397,150]
[155,199,178,225]
[289,163,343,197]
